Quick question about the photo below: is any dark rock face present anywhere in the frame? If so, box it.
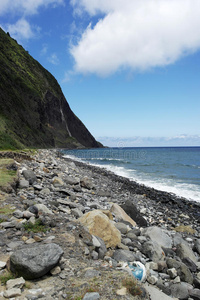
[10,243,63,279]
[0,28,101,149]
[120,200,147,227]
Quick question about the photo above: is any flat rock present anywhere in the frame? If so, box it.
[83,292,100,300]
[4,288,21,298]
[10,243,63,279]
[176,242,197,263]
[112,249,136,262]
[144,284,177,300]
[143,226,172,248]
[6,277,25,290]
[110,203,136,227]
[142,241,165,262]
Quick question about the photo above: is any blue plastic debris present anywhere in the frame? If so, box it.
[128,261,146,282]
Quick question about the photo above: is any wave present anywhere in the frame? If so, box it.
[62,152,200,202]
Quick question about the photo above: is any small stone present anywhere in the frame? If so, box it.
[115,222,128,234]
[50,266,61,275]
[83,292,100,300]
[28,216,36,225]
[147,275,158,285]
[13,210,24,219]
[92,236,101,248]
[35,204,53,215]
[23,211,35,219]
[116,287,127,295]
[167,268,178,279]
[6,277,25,290]
[4,288,21,298]
[0,261,6,269]
[25,238,36,244]
[91,251,98,260]
[40,187,50,194]
[19,179,29,189]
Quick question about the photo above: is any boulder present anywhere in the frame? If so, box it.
[110,203,136,227]
[142,241,165,262]
[10,243,63,279]
[176,242,197,263]
[170,283,189,299]
[166,258,193,284]
[112,249,137,262]
[194,240,200,255]
[120,200,147,227]
[189,288,200,300]
[78,210,121,248]
[142,226,172,248]
[22,169,37,185]
[80,177,94,189]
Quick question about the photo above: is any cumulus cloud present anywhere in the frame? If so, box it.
[0,0,64,16]
[70,0,200,76]
[4,19,35,40]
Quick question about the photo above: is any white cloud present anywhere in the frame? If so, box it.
[48,53,60,65]
[70,0,200,76]
[0,0,64,16]
[5,18,35,40]
[98,135,200,147]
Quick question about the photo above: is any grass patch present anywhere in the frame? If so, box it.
[0,271,16,285]
[0,159,18,191]
[23,219,48,233]
[122,277,143,296]
[0,205,15,216]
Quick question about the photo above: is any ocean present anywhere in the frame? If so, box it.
[62,147,200,202]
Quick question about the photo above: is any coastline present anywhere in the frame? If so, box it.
[1,149,200,299]
[60,151,200,224]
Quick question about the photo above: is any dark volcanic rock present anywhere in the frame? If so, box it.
[10,243,63,279]
[121,200,147,227]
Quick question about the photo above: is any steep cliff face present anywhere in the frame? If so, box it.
[0,28,101,150]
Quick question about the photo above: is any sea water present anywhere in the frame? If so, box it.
[62,147,200,202]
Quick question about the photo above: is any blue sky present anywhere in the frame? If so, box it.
[0,0,200,147]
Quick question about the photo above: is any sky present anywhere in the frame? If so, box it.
[0,0,200,147]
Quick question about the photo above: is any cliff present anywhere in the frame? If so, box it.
[0,28,102,150]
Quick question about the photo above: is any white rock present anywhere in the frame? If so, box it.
[0,261,6,269]
[6,277,25,290]
[4,288,21,298]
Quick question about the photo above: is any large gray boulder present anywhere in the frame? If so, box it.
[10,243,63,279]
[170,283,189,299]
[22,169,37,185]
[142,226,172,249]
[166,258,193,284]
[113,249,137,262]
[176,242,197,263]
[142,241,165,262]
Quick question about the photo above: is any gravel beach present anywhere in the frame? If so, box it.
[0,149,200,300]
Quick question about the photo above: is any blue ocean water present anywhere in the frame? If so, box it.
[62,147,200,202]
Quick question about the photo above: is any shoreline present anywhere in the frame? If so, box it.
[59,151,200,223]
[1,148,200,299]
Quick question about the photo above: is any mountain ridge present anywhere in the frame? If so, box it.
[0,28,102,150]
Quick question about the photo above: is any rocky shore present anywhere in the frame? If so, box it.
[0,149,200,300]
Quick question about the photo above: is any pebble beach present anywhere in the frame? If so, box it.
[0,149,200,300]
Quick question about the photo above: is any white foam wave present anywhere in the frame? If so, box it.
[63,153,200,202]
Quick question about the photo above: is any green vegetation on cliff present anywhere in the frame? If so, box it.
[0,28,101,150]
